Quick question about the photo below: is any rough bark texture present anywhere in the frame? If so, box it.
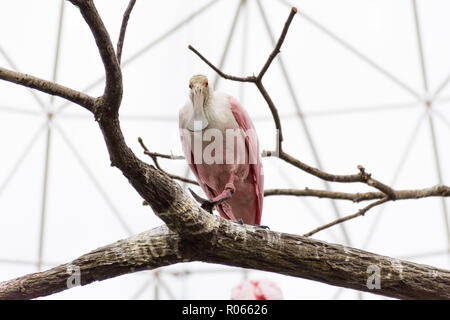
[0,226,188,300]
[1,218,449,300]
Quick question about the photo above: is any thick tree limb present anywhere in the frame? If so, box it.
[0,226,188,300]
[1,217,449,300]
[188,7,298,144]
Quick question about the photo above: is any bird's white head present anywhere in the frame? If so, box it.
[187,74,210,132]
[189,74,209,93]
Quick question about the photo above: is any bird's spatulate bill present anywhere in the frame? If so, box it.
[187,94,208,131]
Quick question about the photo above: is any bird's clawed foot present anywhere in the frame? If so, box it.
[188,188,232,213]
[236,219,270,230]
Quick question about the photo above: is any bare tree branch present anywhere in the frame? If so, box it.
[188,45,256,83]
[0,66,95,111]
[138,137,199,186]
[1,218,449,300]
[187,8,298,144]
[257,7,297,81]
[188,8,396,200]
[1,2,449,301]
[265,185,450,202]
[187,5,450,248]
[137,137,184,160]
[303,197,390,237]
[117,0,137,64]
[275,153,399,197]
[0,226,186,299]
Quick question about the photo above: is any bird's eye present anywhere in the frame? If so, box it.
[189,83,192,89]
[204,81,208,87]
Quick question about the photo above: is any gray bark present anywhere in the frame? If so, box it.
[1,219,449,300]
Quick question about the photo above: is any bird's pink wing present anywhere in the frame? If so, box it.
[228,96,264,225]
[179,128,237,222]
[179,130,216,200]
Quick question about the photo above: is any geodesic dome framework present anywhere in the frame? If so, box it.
[0,0,449,299]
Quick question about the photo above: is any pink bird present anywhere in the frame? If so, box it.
[231,279,283,300]
[179,74,264,225]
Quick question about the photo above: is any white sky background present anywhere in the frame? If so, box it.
[0,0,449,299]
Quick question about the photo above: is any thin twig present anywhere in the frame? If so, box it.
[303,197,389,237]
[138,137,198,186]
[276,151,398,198]
[356,165,396,200]
[264,188,385,202]
[188,45,256,83]
[136,137,185,160]
[188,7,396,201]
[187,8,297,144]
[186,5,414,235]
[196,58,395,196]
[168,175,198,186]
[257,7,297,81]
[265,185,450,202]
[143,151,184,160]
[255,81,285,147]
[117,0,137,64]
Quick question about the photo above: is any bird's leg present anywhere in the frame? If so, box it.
[188,171,237,214]
[210,170,236,203]
[188,188,232,214]
[210,182,235,203]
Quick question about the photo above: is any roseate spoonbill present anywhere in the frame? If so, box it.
[179,74,263,225]
[231,279,283,300]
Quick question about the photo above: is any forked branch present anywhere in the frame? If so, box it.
[187,6,450,237]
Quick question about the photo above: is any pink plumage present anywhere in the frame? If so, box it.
[228,96,264,225]
[231,280,283,300]
[179,75,263,225]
